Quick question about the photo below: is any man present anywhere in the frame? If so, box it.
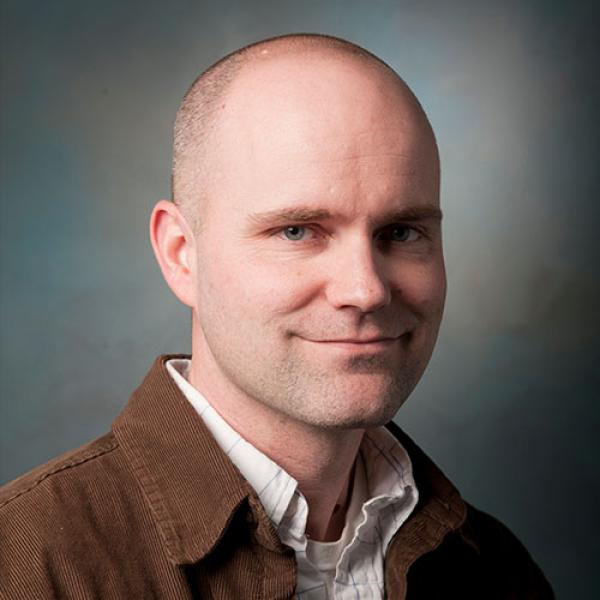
[0,34,553,598]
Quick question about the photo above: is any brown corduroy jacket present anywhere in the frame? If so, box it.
[0,355,554,599]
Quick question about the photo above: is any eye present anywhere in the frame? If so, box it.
[377,224,421,243]
[281,225,311,241]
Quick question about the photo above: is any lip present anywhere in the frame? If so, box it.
[301,335,404,352]
[314,337,398,344]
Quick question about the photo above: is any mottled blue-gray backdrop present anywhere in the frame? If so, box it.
[1,0,598,596]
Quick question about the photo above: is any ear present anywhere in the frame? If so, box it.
[149,200,197,308]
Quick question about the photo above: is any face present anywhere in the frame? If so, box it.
[190,55,446,430]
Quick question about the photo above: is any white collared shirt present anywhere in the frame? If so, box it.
[166,358,418,599]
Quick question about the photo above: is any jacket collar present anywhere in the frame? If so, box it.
[113,355,474,566]
[385,421,475,555]
[112,354,256,565]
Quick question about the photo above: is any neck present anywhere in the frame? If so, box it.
[268,424,363,542]
[299,433,362,541]
[188,356,364,542]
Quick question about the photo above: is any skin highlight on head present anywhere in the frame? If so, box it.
[150,34,445,541]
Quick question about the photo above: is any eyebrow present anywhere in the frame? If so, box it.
[247,205,443,227]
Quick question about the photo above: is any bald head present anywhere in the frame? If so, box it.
[172,34,438,231]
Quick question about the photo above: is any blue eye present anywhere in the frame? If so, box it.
[282,225,307,241]
[391,226,411,242]
[378,225,419,243]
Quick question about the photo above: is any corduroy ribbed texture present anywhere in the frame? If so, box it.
[0,355,554,599]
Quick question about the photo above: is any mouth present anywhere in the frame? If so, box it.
[301,334,408,353]
[314,337,399,344]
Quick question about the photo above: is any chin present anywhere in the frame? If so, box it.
[306,410,399,431]
[299,388,407,431]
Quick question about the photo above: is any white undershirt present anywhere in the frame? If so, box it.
[166,358,418,599]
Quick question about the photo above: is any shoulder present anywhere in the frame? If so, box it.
[458,502,555,598]
[404,502,554,598]
[0,432,119,511]
[461,502,537,559]
[0,433,140,595]
[0,433,122,539]
[0,432,124,543]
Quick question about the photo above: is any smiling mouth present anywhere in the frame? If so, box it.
[314,337,398,344]
[301,334,409,350]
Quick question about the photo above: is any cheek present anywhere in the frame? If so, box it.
[252,264,322,318]
[201,248,319,320]
[394,260,446,316]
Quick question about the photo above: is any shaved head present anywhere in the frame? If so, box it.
[171,33,437,231]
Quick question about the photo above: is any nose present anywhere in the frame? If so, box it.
[325,238,391,313]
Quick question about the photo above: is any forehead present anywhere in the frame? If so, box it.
[203,52,438,222]
[224,53,416,139]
